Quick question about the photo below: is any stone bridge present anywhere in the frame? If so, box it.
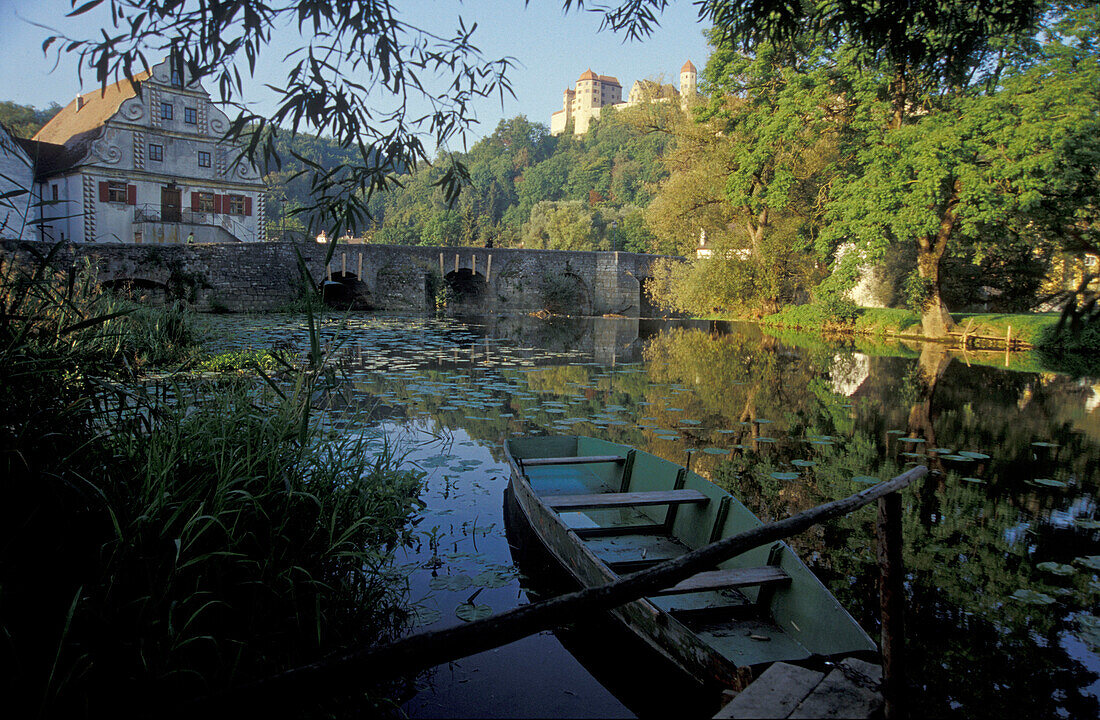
[0,240,679,316]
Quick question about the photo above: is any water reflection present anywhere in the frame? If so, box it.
[203,313,1100,719]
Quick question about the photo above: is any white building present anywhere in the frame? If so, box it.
[23,57,266,244]
[0,123,39,240]
[551,60,698,136]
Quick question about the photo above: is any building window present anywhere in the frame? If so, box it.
[160,102,173,120]
[51,185,58,201]
[149,144,163,161]
[107,181,128,203]
[170,66,182,87]
[184,107,197,124]
[198,150,211,167]
[227,194,247,215]
[194,192,215,212]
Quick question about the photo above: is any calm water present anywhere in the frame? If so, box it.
[204,313,1100,719]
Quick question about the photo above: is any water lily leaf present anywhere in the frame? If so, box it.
[1010,589,1056,605]
[754,418,773,424]
[791,459,817,467]
[939,454,973,462]
[770,472,800,481]
[472,570,513,589]
[1036,561,1076,576]
[958,451,990,460]
[1078,614,1100,650]
[756,437,777,443]
[851,475,880,484]
[1075,555,1100,571]
[409,607,442,627]
[680,419,701,425]
[898,437,926,444]
[429,575,474,591]
[1032,478,1067,488]
[931,448,955,454]
[961,477,986,484]
[1031,441,1059,448]
[455,603,493,622]
[702,447,727,455]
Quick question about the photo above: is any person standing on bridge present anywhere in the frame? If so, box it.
[186,231,195,245]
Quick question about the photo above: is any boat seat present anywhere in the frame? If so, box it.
[544,489,709,511]
[520,454,625,467]
[650,567,791,596]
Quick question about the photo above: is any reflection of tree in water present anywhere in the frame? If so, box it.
[642,328,1100,718]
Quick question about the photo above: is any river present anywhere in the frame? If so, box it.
[203,313,1100,719]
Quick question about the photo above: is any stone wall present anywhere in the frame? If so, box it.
[0,239,680,316]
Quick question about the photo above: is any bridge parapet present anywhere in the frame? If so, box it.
[1,239,681,316]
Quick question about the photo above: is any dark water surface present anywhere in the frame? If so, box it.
[204,313,1100,719]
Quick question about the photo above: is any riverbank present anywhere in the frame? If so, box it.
[746,305,1100,354]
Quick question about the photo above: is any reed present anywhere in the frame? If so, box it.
[0,250,424,717]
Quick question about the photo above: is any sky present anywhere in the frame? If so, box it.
[0,0,714,148]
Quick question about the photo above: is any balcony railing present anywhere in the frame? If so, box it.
[133,204,255,242]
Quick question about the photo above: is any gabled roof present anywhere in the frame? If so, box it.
[598,75,621,86]
[14,137,85,181]
[32,69,152,146]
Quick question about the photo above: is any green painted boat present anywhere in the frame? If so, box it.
[504,435,876,689]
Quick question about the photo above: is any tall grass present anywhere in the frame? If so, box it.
[0,250,424,717]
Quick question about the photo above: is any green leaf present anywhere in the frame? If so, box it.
[1009,589,1056,605]
[455,603,493,622]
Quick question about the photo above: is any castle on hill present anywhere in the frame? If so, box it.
[550,60,697,136]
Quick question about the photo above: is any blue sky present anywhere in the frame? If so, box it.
[0,0,713,147]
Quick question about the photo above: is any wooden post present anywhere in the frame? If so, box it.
[1005,325,1012,368]
[455,253,459,274]
[473,254,477,276]
[341,252,346,276]
[486,254,492,283]
[877,491,905,720]
[440,252,444,277]
[357,252,362,280]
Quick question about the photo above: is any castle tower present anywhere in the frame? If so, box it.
[679,60,697,100]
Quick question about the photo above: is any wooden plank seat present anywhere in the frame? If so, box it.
[520,454,625,467]
[651,566,790,597]
[544,489,709,511]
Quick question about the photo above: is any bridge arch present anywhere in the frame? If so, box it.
[100,277,170,304]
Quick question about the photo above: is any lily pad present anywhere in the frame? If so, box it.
[898,437,926,444]
[1078,614,1100,650]
[756,437,777,443]
[791,459,817,468]
[473,570,514,589]
[958,451,990,460]
[1031,441,1059,448]
[429,575,474,591]
[1075,555,1100,571]
[851,475,880,484]
[455,603,493,622]
[702,447,728,455]
[1010,589,1056,605]
[1032,478,1067,488]
[770,472,800,481]
[961,477,986,484]
[1036,561,1076,577]
[409,607,443,626]
[939,454,974,462]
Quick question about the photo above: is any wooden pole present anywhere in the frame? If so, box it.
[454,253,459,274]
[440,252,444,277]
[341,252,346,276]
[473,254,477,276]
[357,252,362,280]
[486,254,492,283]
[1005,326,1012,367]
[878,491,906,720]
[212,466,927,708]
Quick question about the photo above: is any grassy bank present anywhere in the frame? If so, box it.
[1,254,424,716]
[757,305,1099,351]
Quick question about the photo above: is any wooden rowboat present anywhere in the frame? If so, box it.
[504,435,877,690]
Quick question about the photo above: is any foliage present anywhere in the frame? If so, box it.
[0,252,424,715]
[0,100,62,138]
[193,347,294,373]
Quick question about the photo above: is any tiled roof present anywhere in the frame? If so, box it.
[578,69,598,81]
[598,75,621,86]
[14,137,86,181]
[681,60,697,73]
[32,70,152,146]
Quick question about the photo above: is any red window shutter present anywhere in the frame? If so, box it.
[244,197,252,216]
[214,195,223,213]
[98,181,108,202]
[191,192,199,209]
[127,185,137,205]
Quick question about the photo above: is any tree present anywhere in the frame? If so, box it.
[820,3,1100,334]
[0,101,62,138]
